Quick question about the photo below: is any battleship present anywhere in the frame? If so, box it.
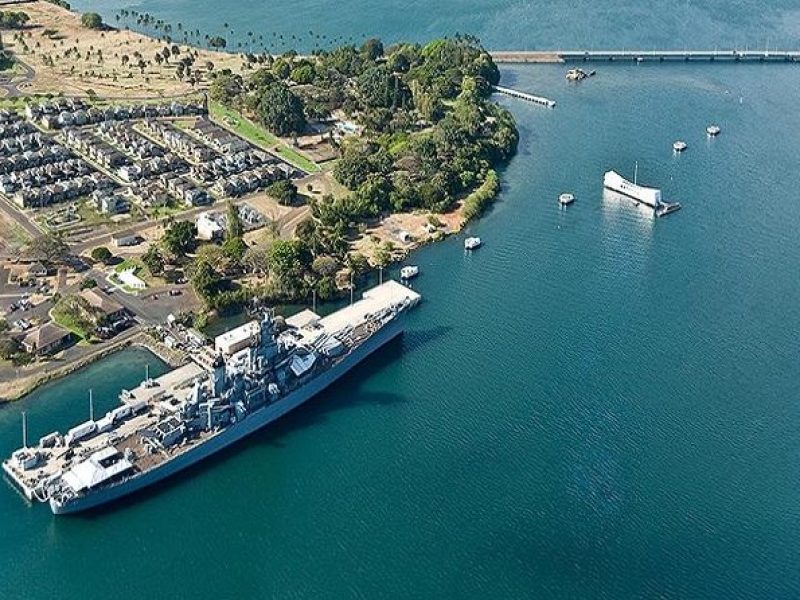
[3,280,420,514]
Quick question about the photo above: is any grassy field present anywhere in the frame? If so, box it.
[50,297,94,340]
[209,101,320,173]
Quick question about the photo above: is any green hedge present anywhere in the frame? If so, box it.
[461,169,499,224]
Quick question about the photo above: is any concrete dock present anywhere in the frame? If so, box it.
[491,49,800,64]
[492,85,556,108]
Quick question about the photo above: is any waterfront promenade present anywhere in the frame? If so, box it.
[491,49,800,63]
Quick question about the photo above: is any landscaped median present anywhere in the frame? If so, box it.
[209,100,320,173]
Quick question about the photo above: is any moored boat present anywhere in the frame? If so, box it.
[558,193,575,206]
[673,140,688,152]
[400,265,419,280]
[464,236,482,250]
[706,125,721,136]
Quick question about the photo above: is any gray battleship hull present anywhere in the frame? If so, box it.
[50,315,407,514]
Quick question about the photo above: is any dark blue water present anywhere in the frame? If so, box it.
[4,2,800,597]
[72,0,800,52]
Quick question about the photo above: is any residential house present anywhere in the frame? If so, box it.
[79,288,127,323]
[21,322,73,355]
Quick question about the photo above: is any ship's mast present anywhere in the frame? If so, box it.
[89,389,94,422]
[634,161,639,185]
[21,411,27,449]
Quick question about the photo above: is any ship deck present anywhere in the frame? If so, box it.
[3,281,421,506]
[3,364,205,501]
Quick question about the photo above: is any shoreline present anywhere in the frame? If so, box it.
[0,4,511,403]
[0,329,186,404]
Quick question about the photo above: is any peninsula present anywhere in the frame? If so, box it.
[0,2,518,400]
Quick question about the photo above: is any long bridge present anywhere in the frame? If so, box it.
[491,49,800,64]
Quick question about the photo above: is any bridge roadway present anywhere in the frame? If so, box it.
[491,49,800,63]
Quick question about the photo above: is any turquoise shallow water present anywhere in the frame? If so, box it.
[4,2,800,596]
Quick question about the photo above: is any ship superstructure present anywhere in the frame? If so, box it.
[3,281,420,514]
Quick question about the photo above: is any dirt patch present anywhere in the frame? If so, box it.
[6,2,246,98]
[352,206,464,264]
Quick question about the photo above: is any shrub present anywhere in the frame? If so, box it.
[81,12,103,30]
[461,169,499,224]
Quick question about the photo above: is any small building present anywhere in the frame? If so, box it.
[214,321,260,356]
[196,212,224,241]
[21,322,73,355]
[111,232,139,247]
[8,262,48,282]
[117,267,146,290]
[79,288,127,322]
[94,192,129,215]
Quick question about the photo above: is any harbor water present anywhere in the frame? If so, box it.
[4,5,800,598]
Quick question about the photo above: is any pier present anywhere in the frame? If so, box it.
[491,49,800,64]
[492,85,556,108]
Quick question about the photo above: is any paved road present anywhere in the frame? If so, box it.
[0,195,44,239]
[0,55,35,98]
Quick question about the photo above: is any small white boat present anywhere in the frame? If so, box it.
[464,236,482,250]
[558,193,575,206]
[706,125,721,136]
[673,140,688,152]
[400,265,419,280]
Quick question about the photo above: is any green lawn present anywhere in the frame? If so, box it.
[50,299,94,341]
[147,203,187,219]
[113,258,143,274]
[209,101,320,173]
[76,200,111,227]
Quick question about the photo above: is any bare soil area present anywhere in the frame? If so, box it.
[4,1,246,98]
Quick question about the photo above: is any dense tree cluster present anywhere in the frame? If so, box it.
[193,35,517,312]
[80,12,104,30]
[0,11,30,29]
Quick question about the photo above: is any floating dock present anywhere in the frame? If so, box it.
[492,86,556,108]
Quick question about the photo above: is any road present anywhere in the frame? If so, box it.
[0,55,35,98]
[0,195,44,239]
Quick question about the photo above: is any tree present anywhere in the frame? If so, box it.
[361,38,384,61]
[222,236,247,261]
[311,255,339,277]
[373,241,392,267]
[0,11,30,29]
[0,338,20,360]
[190,259,222,303]
[142,245,164,275]
[208,36,227,49]
[267,239,310,288]
[162,221,197,258]
[225,199,243,240]
[81,12,103,30]
[90,246,113,264]
[243,243,270,276]
[271,57,290,79]
[25,233,68,265]
[356,65,394,109]
[255,82,306,136]
[210,72,243,104]
[265,179,297,205]
[290,64,314,84]
[79,277,98,290]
